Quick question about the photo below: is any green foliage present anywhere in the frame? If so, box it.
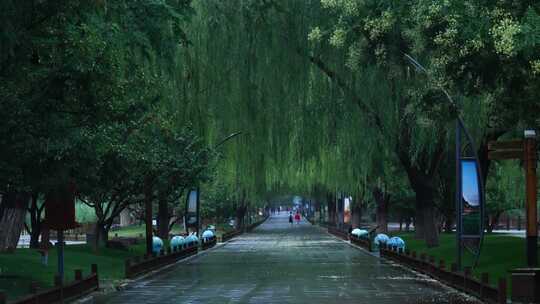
[486,161,524,216]
[1,0,539,243]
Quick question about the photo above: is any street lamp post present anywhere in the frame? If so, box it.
[404,53,485,270]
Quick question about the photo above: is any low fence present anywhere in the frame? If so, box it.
[124,245,198,279]
[349,234,372,252]
[245,215,269,232]
[221,215,269,242]
[327,226,349,240]
[380,244,507,304]
[201,236,217,250]
[221,230,242,242]
[2,265,99,304]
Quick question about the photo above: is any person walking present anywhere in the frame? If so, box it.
[294,212,301,225]
[289,212,294,226]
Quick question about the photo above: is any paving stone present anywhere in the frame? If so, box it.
[95,214,480,304]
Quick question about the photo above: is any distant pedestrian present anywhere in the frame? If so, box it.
[294,212,301,225]
[289,212,293,225]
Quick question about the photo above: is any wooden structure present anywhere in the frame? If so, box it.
[488,131,537,267]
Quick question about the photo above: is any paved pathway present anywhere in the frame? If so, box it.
[95,214,478,304]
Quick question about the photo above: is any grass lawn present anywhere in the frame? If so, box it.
[394,232,537,294]
[1,218,263,301]
[0,244,148,302]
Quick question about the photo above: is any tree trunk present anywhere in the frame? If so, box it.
[157,194,169,240]
[235,205,246,230]
[444,217,454,233]
[403,164,439,246]
[414,198,425,239]
[0,192,30,252]
[487,212,502,233]
[93,220,109,250]
[0,194,4,219]
[29,226,41,248]
[327,193,336,225]
[417,188,439,247]
[373,187,389,233]
[29,193,43,249]
[40,226,50,249]
[351,203,361,228]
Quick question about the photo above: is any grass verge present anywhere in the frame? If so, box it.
[0,244,147,302]
[394,232,537,295]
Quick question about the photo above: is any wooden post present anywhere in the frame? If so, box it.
[524,131,537,267]
[75,269,82,280]
[125,260,131,278]
[0,290,5,304]
[29,281,39,294]
[54,274,62,287]
[91,264,98,275]
[481,273,489,298]
[464,266,472,290]
[498,278,507,304]
[481,272,489,284]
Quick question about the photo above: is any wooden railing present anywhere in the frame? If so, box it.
[4,265,99,304]
[349,234,372,251]
[245,215,269,232]
[327,226,349,240]
[380,244,507,304]
[201,236,217,250]
[124,245,198,279]
[220,215,269,242]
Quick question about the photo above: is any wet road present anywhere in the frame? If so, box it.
[95,214,477,304]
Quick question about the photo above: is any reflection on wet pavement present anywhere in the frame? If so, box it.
[95,214,480,304]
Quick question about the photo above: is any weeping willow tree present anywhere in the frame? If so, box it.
[162,1,380,231]
[156,0,540,246]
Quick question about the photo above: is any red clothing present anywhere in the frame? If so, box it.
[294,214,301,221]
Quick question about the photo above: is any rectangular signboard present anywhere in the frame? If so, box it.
[460,159,482,254]
[185,189,199,228]
[343,197,351,224]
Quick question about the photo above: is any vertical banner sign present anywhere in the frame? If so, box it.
[343,197,351,224]
[456,119,485,269]
[185,189,200,235]
[460,160,482,252]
